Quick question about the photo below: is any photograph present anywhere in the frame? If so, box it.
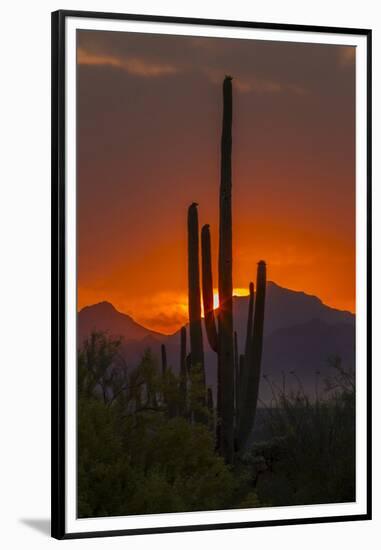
[51,11,371,539]
[77,26,356,515]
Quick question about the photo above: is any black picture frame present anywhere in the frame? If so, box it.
[51,9,372,540]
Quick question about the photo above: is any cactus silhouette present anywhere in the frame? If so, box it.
[187,202,206,417]
[187,203,205,374]
[196,77,266,458]
[238,262,267,450]
[199,76,235,461]
[201,223,222,442]
[218,76,235,463]
[239,354,245,384]
[161,343,167,376]
[234,331,239,376]
[207,387,214,412]
[201,224,218,353]
[186,353,192,375]
[250,262,267,420]
[244,282,255,364]
[179,326,187,416]
[234,330,239,430]
[201,76,266,463]
[236,281,254,440]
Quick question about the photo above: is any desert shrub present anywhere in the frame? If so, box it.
[242,359,355,507]
[78,332,235,517]
[78,332,354,515]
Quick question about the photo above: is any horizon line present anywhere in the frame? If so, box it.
[77,279,355,336]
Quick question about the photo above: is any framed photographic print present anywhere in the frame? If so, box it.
[51,10,372,540]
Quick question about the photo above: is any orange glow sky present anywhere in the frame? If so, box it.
[77,31,355,334]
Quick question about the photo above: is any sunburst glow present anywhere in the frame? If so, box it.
[233,288,251,298]
[211,288,250,311]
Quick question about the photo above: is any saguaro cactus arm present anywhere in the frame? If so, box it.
[187,203,205,376]
[244,282,255,362]
[250,261,267,415]
[236,282,254,448]
[238,262,267,451]
[201,224,219,353]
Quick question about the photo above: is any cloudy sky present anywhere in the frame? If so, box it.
[77,29,355,334]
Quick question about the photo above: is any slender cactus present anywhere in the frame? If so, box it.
[238,353,245,432]
[244,282,255,364]
[187,203,206,422]
[250,261,267,423]
[200,76,235,461]
[239,354,245,384]
[234,331,239,373]
[161,343,167,376]
[185,351,193,422]
[160,343,168,409]
[186,353,192,375]
[218,76,234,463]
[201,222,221,445]
[234,330,239,429]
[187,203,205,379]
[179,327,187,416]
[238,262,267,450]
[237,283,254,449]
[201,224,218,352]
[193,76,267,457]
[236,281,254,446]
[207,387,214,411]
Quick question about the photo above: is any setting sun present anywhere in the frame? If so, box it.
[233,288,251,298]
[212,288,249,311]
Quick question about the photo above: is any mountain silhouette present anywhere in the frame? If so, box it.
[234,281,353,338]
[78,301,165,345]
[78,283,355,400]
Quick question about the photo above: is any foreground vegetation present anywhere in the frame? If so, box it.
[78,332,355,518]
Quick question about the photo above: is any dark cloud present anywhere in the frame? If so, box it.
[78,30,355,95]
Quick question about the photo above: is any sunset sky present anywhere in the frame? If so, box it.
[77,29,355,334]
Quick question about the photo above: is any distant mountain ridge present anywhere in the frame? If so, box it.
[78,300,165,345]
[78,283,355,399]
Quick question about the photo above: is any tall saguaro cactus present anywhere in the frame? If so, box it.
[196,76,267,459]
[218,76,234,463]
